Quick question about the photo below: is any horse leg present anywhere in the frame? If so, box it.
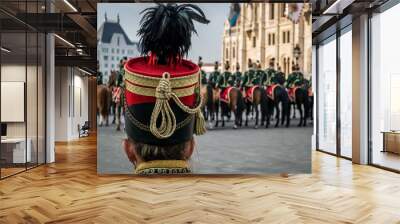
[297,102,303,127]
[254,104,259,129]
[220,103,225,128]
[285,102,291,128]
[303,102,308,127]
[215,102,219,128]
[251,105,254,120]
[238,105,243,127]
[245,103,250,126]
[203,107,207,121]
[292,103,296,119]
[265,101,270,128]
[281,103,285,126]
[310,98,314,121]
[275,103,280,127]
[261,105,265,127]
[111,104,116,124]
[106,114,109,126]
[208,103,214,129]
[233,109,238,129]
[222,104,225,128]
[116,105,121,131]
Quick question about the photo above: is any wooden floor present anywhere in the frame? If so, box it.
[1,135,400,223]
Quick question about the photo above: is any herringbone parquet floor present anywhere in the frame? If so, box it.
[1,134,400,224]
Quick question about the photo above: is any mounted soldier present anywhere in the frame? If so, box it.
[216,60,245,128]
[208,61,220,89]
[198,56,208,86]
[218,61,233,121]
[241,59,255,90]
[254,63,266,86]
[111,58,127,131]
[232,62,242,88]
[264,59,277,86]
[218,61,232,90]
[286,62,298,89]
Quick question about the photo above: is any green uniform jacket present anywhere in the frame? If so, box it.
[264,68,276,86]
[233,71,242,87]
[271,72,286,85]
[254,70,267,86]
[217,71,232,88]
[209,71,220,88]
[241,69,255,88]
[200,70,208,85]
[286,72,297,88]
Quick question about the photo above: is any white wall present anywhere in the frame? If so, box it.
[54,66,89,141]
[1,63,46,164]
[98,32,138,83]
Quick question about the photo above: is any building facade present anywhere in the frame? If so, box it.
[97,14,139,83]
[222,3,312,77]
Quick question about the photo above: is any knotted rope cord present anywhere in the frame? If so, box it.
[124,97,194,132]
[150,72,206,139]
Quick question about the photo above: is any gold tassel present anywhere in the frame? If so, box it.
[194,110,206,135]
[150,72,206,139]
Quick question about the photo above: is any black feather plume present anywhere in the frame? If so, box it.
[137,3,210,65]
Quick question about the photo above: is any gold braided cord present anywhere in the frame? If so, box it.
[124,71,206,139]
[124,98,194,132]
[125,82,196,98]
[125,69,199,88]
[149,72,205,138]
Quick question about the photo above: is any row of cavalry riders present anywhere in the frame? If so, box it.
[199,65,313,129]
[97,63,313,130]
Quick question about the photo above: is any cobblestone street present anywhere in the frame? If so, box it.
[98,114,312,174]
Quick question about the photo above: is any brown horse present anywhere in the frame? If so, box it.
[108,71,125,131]
[97,84,112,126]
[108,71,118,124]
[217,87,245,129]
[244,86,267,129]
[266,85,291,128]
[294,86,310,127]
[200,84,220,129]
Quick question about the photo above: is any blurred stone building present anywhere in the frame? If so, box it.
[222,3,312,77]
